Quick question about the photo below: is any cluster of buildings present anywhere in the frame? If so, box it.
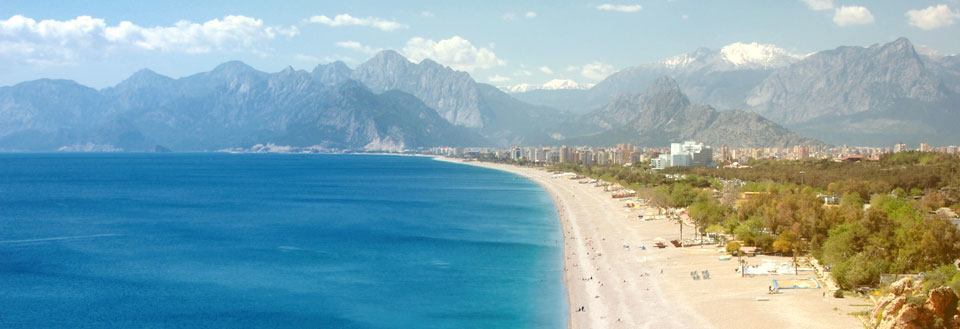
[429,141,960,168]
[431,142,715,169]
[432,144,643,166]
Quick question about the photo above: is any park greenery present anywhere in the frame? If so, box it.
[550,151,960,290]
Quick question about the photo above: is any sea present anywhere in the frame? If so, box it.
[0,153,566,328]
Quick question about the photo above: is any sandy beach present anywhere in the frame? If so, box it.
[437,157,867,329]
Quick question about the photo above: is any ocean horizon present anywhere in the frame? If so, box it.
[0,153,566,328]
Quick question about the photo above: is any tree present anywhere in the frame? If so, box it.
[646,187,671,215]
[772,232,797,255]
[688,197,727,241]
[726,241,742,255]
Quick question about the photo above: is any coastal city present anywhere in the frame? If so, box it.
[428,141,960,167]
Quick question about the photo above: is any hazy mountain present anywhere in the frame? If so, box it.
[351,50,565,145]
[746,38,960,145]
[924,54,960,94]
[311,61,353,86]
[354,51,484,128]
[0,62,485,151]
[513,42,802,113]
[556,77,818,147]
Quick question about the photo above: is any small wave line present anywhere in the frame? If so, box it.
[0,234,121,244]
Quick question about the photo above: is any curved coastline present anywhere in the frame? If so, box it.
[434,156,864,329]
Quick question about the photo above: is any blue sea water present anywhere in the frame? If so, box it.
[0,153,566,328]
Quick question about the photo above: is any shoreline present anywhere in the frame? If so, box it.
[435,157,867,329]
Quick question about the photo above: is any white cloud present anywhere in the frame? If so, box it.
[402,36,504,72]
[596,4,643,13]
[525,11,538,18]
[335,40,380,54]
[833,6,875,27]
[488,74,511,83]
[306,14,406,31]
[580,61,616,81]
[420,11,435,18]
[906,5,959,30]
[0,14,297,65]
[800,0,834,11]
[539,66,554,74]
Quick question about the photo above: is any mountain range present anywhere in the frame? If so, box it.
[0,61,484,151]
[512,42,804,113]
[512,38,960,146]
[2,37,952,151]
[0,50,813,151]
[553,77,818,148]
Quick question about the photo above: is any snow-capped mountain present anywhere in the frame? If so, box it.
[658,42,802,72]
[513,42,802,113]
[502,79,591,93]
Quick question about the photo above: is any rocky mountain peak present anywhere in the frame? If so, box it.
[113,69,173,91]
[211,60,259,75]
[642,76,690,107]
[881,37,914,51]
[127,68,164,81]
[875,37,921,61]
[311,61,353,86]
[646,76,681,93]
[367,50,412,67]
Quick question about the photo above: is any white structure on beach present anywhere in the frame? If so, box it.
[653,141,714,170]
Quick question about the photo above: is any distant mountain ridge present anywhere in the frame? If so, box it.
[746,38,960,145]
[554,77,818,147]
[512,42,802,113]
[0,61,485,151]
[513,38,960,146]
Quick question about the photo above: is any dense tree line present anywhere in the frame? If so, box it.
[684,151,960,198]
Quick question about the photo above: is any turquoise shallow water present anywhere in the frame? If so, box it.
[0,153,566,328]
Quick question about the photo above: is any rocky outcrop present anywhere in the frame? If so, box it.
[872,277,960,329]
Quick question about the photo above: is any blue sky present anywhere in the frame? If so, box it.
[1,0,959,88]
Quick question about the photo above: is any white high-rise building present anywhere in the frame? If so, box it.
[654,141,714,169]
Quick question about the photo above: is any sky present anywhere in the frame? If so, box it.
[1,0,959,89]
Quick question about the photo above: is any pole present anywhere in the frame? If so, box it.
[678,214,683,242]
